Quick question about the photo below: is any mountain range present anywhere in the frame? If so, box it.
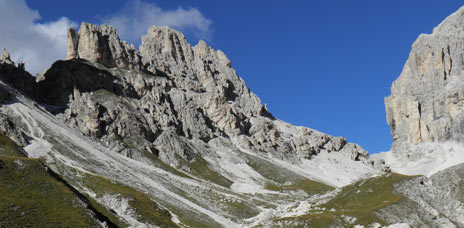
[1,5,464,228]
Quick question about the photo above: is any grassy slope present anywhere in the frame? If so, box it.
[83,174,179,228]
[0,156,101,227]
[0,119,416,228]
[0,131,177,227]
[246,154,334,195]
[0,133,104,227]
[0,133,25,157]
[275,173,414,227]
[188,157,233,188]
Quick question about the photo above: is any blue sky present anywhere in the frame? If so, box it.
[2,0,464,153]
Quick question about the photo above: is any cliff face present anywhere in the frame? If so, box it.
[385,6,464,157]
[55,22,373,169]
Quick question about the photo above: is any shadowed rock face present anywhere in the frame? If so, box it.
[385,6,464,156]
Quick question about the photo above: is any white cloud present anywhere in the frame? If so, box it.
[102,0,212,44]
[0,0,76,75]
[0,0,210,74]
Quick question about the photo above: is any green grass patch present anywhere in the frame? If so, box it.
[172,209,223,228]
[224,199,260,219]
[83,193,128,227]
[0,133,26,157]
[93,88,117,99]
[276,173,415,227]
[83,174,178,227]
[143,150,193,179]
[274,213,336,228]
[188,157,233,188]
[0,157,100,227]
[321,173,413,225]
[246,154,333,195]
[264,178,333,195]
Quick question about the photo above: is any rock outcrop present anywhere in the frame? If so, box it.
[66,23,143,71]
[378,164,464,227]
[0,49,14,65]
[56,22,374,167]
[385,6,464,156]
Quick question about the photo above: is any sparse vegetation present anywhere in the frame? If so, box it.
[0,157,100,227]
[188,157,233,188]
[322,173,413,225]
[83,173,178,227]
[172,209,223,228]
[143,150,193,179]
[274,173,415,227]
[0,133,25,157]
[224,198,261,219]
[83,195,128,227]
[93,88,117,98]
[246,154,333,195]
[264,178,333,195]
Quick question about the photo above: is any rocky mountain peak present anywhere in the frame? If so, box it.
[65,22,265,131]
[0,19,405,227]
[49,22,376,172]
[66,22,143,70]
[385,6,464,156]
[4,6,464,226]
[0,48,14,65]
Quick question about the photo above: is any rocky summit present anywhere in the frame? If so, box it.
[378,6,464,177]
[386,6,464,154]
[1,6,464,228]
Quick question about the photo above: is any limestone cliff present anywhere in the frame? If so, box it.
[386,6,464,157]
[58,22,373,169]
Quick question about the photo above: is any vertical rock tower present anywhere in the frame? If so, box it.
[386,6,464,156]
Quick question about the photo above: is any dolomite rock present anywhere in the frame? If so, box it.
[378,164,464,227]
[66,22,143,70]
[0,113,29,147]
[43,22,375,168]
[386,6,464,156]
[0,21,393,227]
[0,55,38,98]
[66,27,78,60]
[0,49,14,65]
[139,26,264,136]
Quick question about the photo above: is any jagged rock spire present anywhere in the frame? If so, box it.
[0,48,14,65]
[65,22,143,70]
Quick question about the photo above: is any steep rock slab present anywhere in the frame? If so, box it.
[66,23,143,71]
[385,6,464,161]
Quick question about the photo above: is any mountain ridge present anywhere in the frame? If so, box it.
[0,21,383,227]
[2,7,464,226]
